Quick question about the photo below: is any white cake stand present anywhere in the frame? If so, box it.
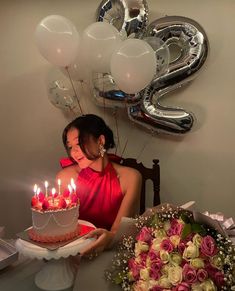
[15,220,96,291]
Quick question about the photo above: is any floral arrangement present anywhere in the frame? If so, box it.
[106,204,235,291]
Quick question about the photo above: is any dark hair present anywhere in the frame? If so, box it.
[62,114,115,160]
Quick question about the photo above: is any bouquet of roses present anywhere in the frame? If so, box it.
[106,204,235,291]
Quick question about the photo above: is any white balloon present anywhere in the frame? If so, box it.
[144,37,170,77]
[110,39,156,94]
[82,22,121,73]
[35,15,79,67]
[60,42,90,81]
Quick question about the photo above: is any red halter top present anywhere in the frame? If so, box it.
[76,162,123,230]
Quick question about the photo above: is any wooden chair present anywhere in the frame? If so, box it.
[119,158,160,214]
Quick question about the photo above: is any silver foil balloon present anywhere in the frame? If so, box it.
[96,0,149,37]
[92,72,142,107]
[47,79,78,110]
[128,16,209,134]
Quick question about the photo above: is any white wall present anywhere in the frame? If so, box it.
[0,0,234,237]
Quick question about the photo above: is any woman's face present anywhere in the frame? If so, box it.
[66,128,99,169]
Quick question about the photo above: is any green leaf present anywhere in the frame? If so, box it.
[191,223,206,235]
[181,223,192,239]
[180,213,191,224]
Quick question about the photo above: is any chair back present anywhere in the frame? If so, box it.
[119,158,160,214]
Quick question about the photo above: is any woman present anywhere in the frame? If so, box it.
[57,114,142,256]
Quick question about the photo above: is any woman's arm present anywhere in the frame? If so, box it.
[81,166,142,255]
[111,166,142,233]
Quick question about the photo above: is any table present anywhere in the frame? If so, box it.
[15,220,95,291]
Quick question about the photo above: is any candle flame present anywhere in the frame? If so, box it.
[33,184,38,193]
[68,184,72,194]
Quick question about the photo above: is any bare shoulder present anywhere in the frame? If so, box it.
[112,162,142,182]
[56,165,80,182]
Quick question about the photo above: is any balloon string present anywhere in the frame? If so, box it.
[120,138,128,158]
[65,66,83,115]
[69,106,77,118]
[102,75,106,119]
[136,136,152,161]
[113,108,120,155]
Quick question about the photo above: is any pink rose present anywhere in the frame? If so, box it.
[150,258,163,272]
[173,282,190,291]
[214,271,225,287]
[182,264,197,284]
[150,286,163,291]
[139,253,147,267]
[148,249,158,261]
[150,267,161,280]
[197,268,208,282]
[200,235,218,257]
[160,238,174,253]
[178,242,186,254]
[205,262,217,278]
[167,219,184,236]
[128,258,141,280]
[136,226,153,244]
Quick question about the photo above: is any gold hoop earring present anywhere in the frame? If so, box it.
[99,144,106,158]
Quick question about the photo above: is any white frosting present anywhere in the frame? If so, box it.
[32,205,79,237]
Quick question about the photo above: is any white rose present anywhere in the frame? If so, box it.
[140,267,150,281]
[167,265,183,286]
[158,275,172,289]
[170,235,180,247]
[159,250,170,264]
[183,241,199,260]
[200,279,217,291]
[192,233,203,247]
[191,283,203,291]
[135,241,149,256]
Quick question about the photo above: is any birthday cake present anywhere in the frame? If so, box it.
[29,189,80,243]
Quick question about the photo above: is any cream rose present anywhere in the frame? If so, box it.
[191,283,203,291]
[170,252,182,266]
[183,242,199,260]
[160,250,170,264]
[140,267,150,281]
[154,228,167,239]
[170,235,181,248]
[190,258,205,269]
[192,233,203,247]
[158,275,172,288]
[152,237,162,252]
[210,254,224,270]
[200,279,217,291]
[135,241,149,256]
[167,265,183,286]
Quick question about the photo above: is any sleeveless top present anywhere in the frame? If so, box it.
[76,162,124,230]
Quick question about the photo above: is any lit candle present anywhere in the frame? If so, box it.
[44,181,49,197]
[33,184,38,197]
[71,178,76,193]
[37,187,40,196]
[68,184,72,196]
[57,179,61,195]
[52,188,56,205]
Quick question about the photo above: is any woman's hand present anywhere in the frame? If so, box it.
[80,228,115,257]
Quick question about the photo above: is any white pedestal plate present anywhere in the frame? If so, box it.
[15,220,95,291]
